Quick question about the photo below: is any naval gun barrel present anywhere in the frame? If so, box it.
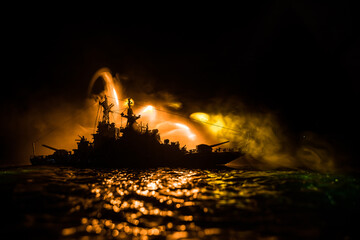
[42,144,58,151]
[196,141,230,153]
[208,141,230,148]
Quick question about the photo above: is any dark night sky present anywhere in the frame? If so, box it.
[2,2,360,166]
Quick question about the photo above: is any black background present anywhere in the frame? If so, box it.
[2,2,359,167]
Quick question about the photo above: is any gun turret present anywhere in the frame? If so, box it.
[40,144,70,164]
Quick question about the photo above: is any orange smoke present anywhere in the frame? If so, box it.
[33,67,336,172]
[133,104,202,149]
[87,68,207,150]
[87,68,338,171]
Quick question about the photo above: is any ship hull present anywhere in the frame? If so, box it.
[30,151,243,169]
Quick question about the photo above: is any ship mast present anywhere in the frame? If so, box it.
[99,95,114,124]
[121,98,140,128]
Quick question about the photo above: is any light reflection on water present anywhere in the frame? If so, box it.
[1,166,359,239]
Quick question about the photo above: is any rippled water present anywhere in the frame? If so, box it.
[0,166,359,239]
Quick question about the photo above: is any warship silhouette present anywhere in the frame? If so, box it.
[30,97,243,168]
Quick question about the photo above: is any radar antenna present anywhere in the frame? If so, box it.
[121,98,140,128]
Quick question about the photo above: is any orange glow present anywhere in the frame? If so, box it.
[190,112,225,135]
[86,68,211,150]
[156,122,196,141]
[139,105,156,122]
[174,123,196,140]
[208,116,225,135]
[141,105,154,113]
[190,112,210,123]
[102,71,120,109]
[123,98,134,107]
[36,66,335,172]
[78,169,202,238]
[112,88,119,106]
[86,68,214,150]
[174,123,190,130]
[166,102,182,109]
[88,68,122,109]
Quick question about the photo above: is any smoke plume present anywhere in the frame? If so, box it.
[189,97,338,172]
[1,68,342,172]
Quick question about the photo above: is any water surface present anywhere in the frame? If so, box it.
[1,166,359,239]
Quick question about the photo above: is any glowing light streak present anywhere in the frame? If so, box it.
[158,122,196,140]
[88,68,208,148]
[88,67,122,109]
[174,123,190,130]
[141,105,154,113]
[112,88,119,106]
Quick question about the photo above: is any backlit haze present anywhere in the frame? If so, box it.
[90,68,208,150]
[2,3,358,172]
[31,68,338,172]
